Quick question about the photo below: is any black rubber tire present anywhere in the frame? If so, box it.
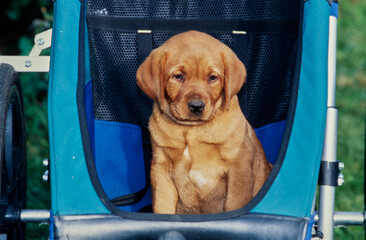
[0,64,27,240]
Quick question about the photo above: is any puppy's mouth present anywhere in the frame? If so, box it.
[168,103,209,125]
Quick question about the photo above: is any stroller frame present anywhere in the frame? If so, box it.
[0,0,365,239]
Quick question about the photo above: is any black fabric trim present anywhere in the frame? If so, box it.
[54,213,312,240]
[233,33,248,65]
[54,213,309,240]
[137,32,153,66]
[137,32,154,190]
[318,161,340,187]
[272,0,305,175]
[258,0,305,200]
[137,32,154,130]
[77,0,129,214]
[79,0,151,214]
[87,15,299,34]
[77,1,305,222]
[111,187,149,206]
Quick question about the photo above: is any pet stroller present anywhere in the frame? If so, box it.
[0,0,364,239]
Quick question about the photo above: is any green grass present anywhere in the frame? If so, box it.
[20,72,50,239]
[333,0,366,239]
[334,86,366,240]
[10,7,52,238]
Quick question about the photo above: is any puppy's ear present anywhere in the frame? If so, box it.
[136,50,167,108]
[222,51,246,109]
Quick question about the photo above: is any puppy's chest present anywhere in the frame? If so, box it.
[172,144,226,190]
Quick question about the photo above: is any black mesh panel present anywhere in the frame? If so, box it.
[87,0,299,21]
[239,33,298,127]
[89,30,141,124]
[87,0,300,128]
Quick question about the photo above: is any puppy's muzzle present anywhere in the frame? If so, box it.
[188,99,205,114]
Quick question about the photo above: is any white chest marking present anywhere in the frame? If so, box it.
[183,146,190,159]
[189,170,208,187]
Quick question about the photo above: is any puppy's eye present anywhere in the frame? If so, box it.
[208,75,218,82]
[173,74,184,81]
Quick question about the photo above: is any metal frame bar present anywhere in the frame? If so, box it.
[315,212,366,226]
[317,1,340,239]
[20,210,50,223]
[18,209,365,226]
[318,109,338,239]
[315,1,366,239]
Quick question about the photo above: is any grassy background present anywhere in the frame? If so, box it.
[0,0,365,239]
[333,0,366,239]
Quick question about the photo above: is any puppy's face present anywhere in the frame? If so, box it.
[137,31,246,125]
[164,49,225,123]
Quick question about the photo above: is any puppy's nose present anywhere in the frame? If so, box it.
[188,100,205,113]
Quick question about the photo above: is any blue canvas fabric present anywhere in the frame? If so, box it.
[84,0,302,214]
[255,121,286,165]
[49,0,329,226]
[252,0,329,217]
[84,79,284,210]
[49,0,108,215]
[84,80,151,211]
[331,2,339,18]
[48,0,329,238]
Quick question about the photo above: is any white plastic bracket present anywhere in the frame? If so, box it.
[0,29,52,72]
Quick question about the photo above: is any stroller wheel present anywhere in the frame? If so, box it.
[0,64,27,240]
